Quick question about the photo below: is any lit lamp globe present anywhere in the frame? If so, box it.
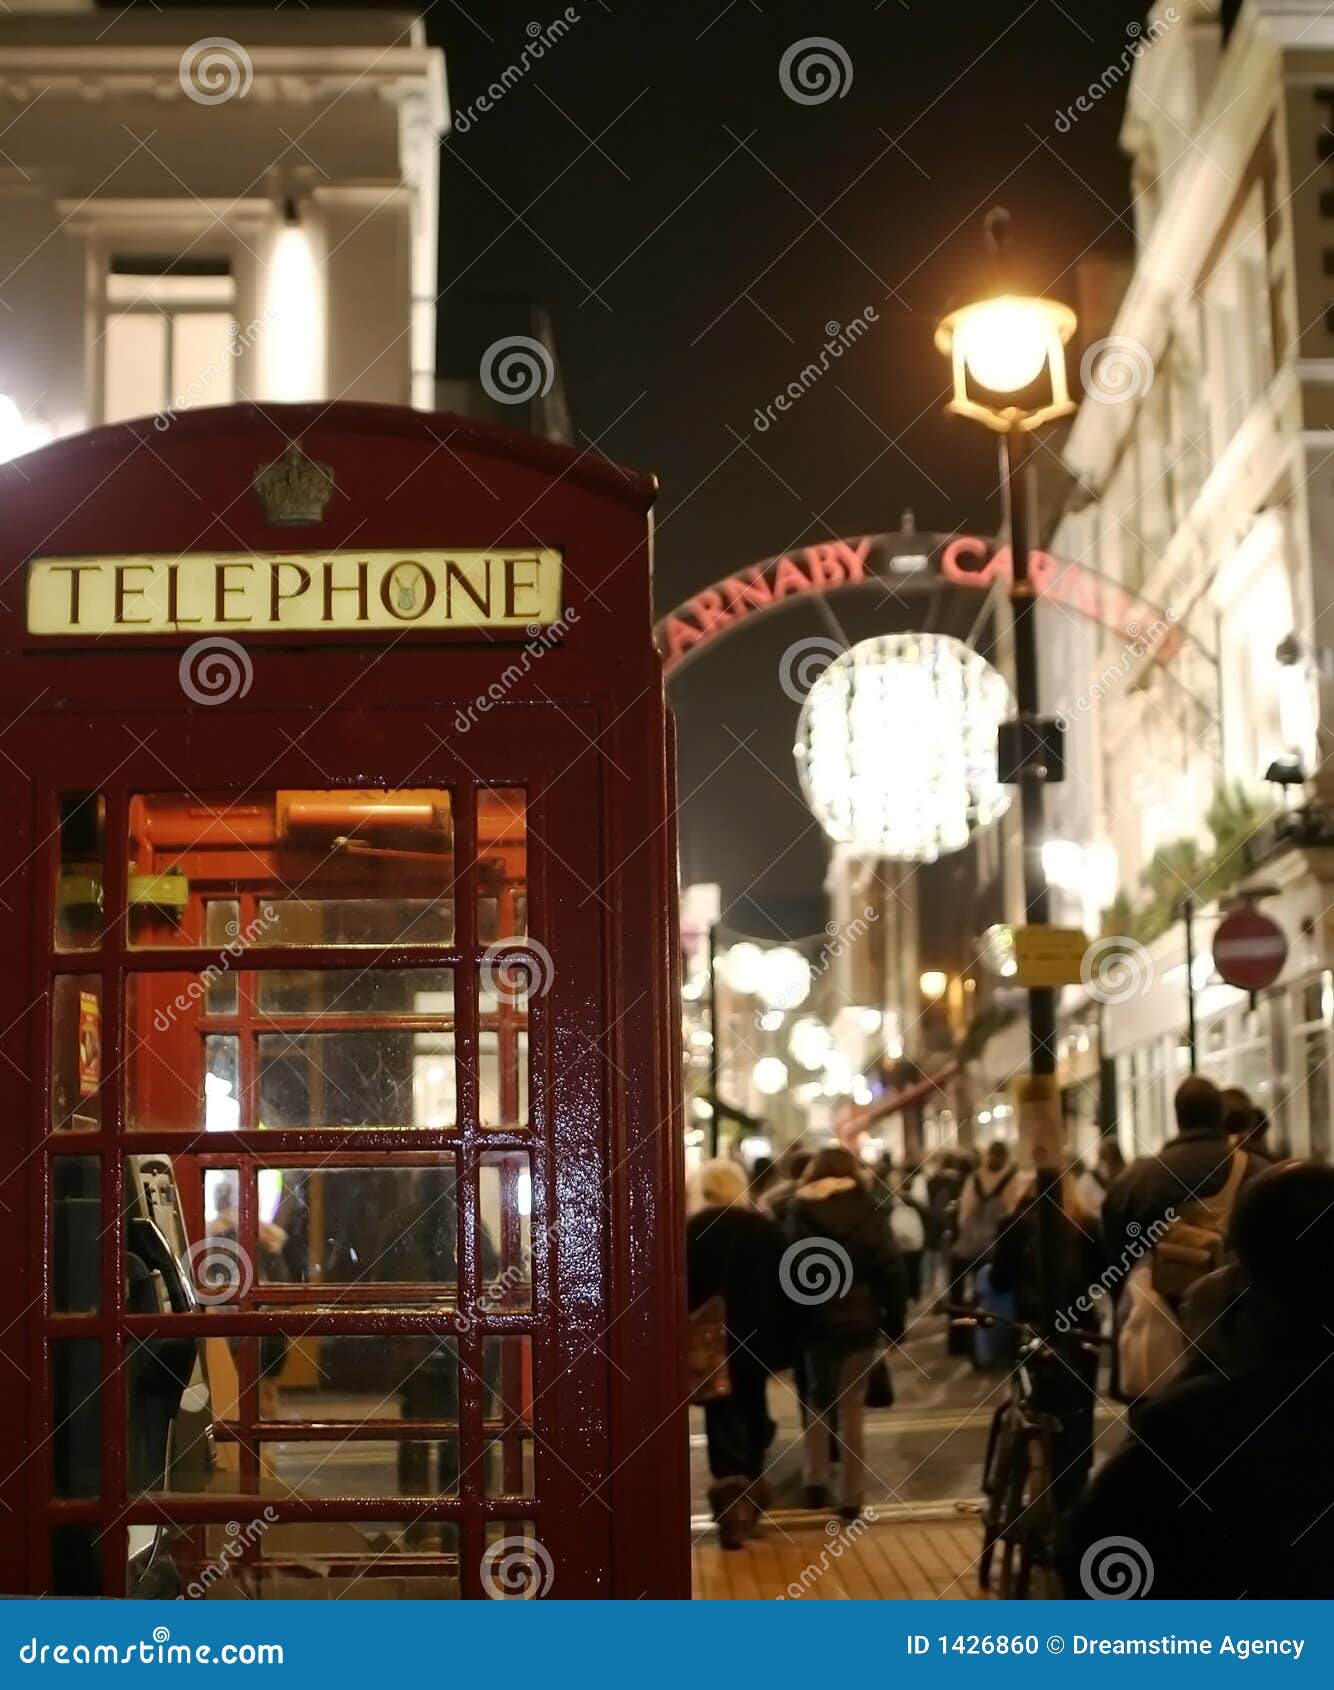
[794,633,1012,862]
[933,293,1076,432]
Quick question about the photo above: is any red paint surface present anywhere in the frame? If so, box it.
[0,404,688,1599]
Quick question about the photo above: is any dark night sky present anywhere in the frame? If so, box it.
[150,0,1152,939]
[426,0,1149,938]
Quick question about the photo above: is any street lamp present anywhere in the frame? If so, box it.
[935,210,1077,1100]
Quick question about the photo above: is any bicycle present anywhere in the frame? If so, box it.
[952,1307,1106,1599]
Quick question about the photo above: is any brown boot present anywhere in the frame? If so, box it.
[747,1476,774,1517]
[709,1477,757,1551]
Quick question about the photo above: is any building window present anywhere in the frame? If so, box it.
[1201,182,1273,458]
[102,258,237,425]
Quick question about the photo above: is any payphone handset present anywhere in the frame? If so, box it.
[123,1155,213,1593]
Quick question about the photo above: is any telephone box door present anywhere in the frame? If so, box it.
[10,702,616,1599]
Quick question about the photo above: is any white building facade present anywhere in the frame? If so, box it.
[0,3,446,454]
[1046,0,1334,1160]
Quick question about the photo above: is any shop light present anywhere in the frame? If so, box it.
[0,393,52,464]
[920,970,948,998]
[757,1008,785,1032]
[753,1056,789,1096]
[789,1015,833,1070]
[795,634,1012,862]
[261,225,325,401]
[757,944,812,1011]
[723,941,765,996]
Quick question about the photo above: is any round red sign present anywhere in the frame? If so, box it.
[1212,907,1288,991]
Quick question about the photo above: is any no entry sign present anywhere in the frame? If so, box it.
[1212,906,1288,991]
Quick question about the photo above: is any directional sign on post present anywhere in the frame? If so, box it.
[1011,924,1090,988]
[1212,906,1287,992]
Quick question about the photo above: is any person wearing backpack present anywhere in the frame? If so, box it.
[1101,1075,1258,1400]
[1063,1162,1334,1598]
[947,1140,1019,1351]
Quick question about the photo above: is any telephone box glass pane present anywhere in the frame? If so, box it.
[483,1436,536,1500]
[55,793,105,951]
[208,1335,459,1427]
[51,1157,101,1314]
[480,1151,532,1312]
[127,790,455,948]
[161,1520,461,1599]
[51,975,102,1132]
[479,969,530,1130]
[50,1525,102,1597]
[141,1434,460,1501]
[253,1162,458,1294]
[51,1339,101,1498]
[477,787,527,942]
[255,968,451,1017]
[483,1331,530,1439]
[125,971,456,1131]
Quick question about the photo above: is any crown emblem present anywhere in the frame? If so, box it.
[252,443,335,526]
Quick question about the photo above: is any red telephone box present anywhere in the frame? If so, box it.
[0,403,687,1599]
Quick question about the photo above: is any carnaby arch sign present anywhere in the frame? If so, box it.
[654,529,1184,678]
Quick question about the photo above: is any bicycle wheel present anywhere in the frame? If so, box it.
[977,1405,1014,1592]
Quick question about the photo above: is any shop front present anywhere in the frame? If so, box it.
[1103,852,1334,1162]
[0,405,686,1599]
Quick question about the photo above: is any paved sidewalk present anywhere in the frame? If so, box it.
[692,1510,982,1600]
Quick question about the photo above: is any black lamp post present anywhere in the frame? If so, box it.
[935,212,1078,1106]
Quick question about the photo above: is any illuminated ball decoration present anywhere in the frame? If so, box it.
[793,633,1012,862]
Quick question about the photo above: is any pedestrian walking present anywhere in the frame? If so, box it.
[947,1140,1020,1351]
[685,1159,790,1548]
[1102,1076,1260,1400]
[1064,1161,1334,1598]
[782,1146,907,1519]
[1072,1138,1125,1218]
[989,1167,1103,1501]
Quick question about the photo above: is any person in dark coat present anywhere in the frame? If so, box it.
[1063,1162,1334,1598]
[990,1168,1103,1503]
[1101,1076,1259,1258]
[686,1159,789,1547]
[782,1146,907,1519]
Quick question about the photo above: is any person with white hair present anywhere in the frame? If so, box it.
[685,1158,790,1548]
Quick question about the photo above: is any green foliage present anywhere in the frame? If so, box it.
[1100,781,1272,944]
